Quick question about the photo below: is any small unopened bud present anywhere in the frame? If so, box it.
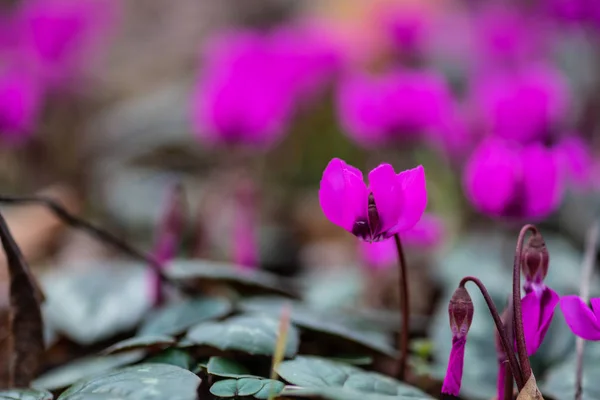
[521,233,549,285]
[449,287,474,338]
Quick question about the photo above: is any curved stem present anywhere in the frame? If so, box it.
[513,224,538,382]
[0,195,195,294]
[460,276,524,389]
[394,234,410,381]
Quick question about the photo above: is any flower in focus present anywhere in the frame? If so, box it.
[463,139,563,220]
[554,135,594,191]
[560,295,600,340]
[319,158,427,242]
[0,67,44,144]
[472,66,569,144]
[10,0,119,88]
[520,233,559,355]
[442,286,474,397]
[359,213,444,270]
[337,71,453,148]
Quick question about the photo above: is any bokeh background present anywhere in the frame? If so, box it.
[1,0,600,398]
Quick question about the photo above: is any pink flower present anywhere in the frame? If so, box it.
[319,158,427,242]
[337,71,453,148]
[554,135,594,191]
[10,0,119,88]
[545,0,600,28]
[560,296,600,340]
[191,31,296,149]
[384,6,431,56]
[464,139,563,220]
[0,67,44,144]
[472,66,570,144]
[359,214,444,270]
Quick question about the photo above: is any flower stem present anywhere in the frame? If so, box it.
[512,224,537,383]
[503,298,515,400]
[459,276,524,389]
[394,233,410,381]
[575,222,599,400]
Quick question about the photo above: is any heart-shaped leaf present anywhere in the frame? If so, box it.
[103,335,175,355]
[0,390,53,400]
[210,378,263,397]
[240,297,397,357]
[166,260,296,296]
[276,356,433,399]
[253,380,285,399]
[184,315,299,357]
[41,263,151,345]
[138,297,232,336]
[33,351,146,391]
[146,349,194,369]
[207,357,252,378]
[57,364,200,400]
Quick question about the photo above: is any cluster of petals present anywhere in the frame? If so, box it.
[319,158,427,243]
[337,70,453,148]
[472,66,569,144]
[463,139,563,220]
[191,26,342,149]
[560,296,600,340]
[521,284,559,355]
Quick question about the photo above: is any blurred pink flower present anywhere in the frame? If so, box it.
[464,139,563,220]
[472,66,570,144]
[337,70,453,148]
[359,213,444,270]
[0,66,44,144]
[192,26,342,149]
[560,296,600,340]
[553,135,594,191]
[545,0,600,28]
[10,0,119,88]
[319,158,427,242]
[383,6,431,56]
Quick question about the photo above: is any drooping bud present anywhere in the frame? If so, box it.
[448,286,474,339]
[521,233,549,287]
[442,286,474,397]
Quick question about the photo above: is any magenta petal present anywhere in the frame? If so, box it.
[359,240,396,271]
[590,298,600,320]
[369,164,403,234]
[560,295,600,341]
[389,165,427,233]
[442,336,466,396]
[319,158,368,232]
[463,139,519,216]
[522,144,563,219]
[521,291,542,355]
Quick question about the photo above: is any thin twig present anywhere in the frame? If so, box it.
[512,224,537,383]
[575,222,599,400]
[460,276,524,390]
[0,195,194,294]
[394,234,410,381]
[503,297,515,400]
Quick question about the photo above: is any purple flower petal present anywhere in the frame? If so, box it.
[560,295,600,341]
[591,298,600,320]
[442,336,466,396]
[464,139,519,216]
[401,213,445,248]
[390,165,427,233]
[359,240,396,271]
[554,136,593,191]
[369,164,403,234]
[319,158,368,233]
[522,144,563,220]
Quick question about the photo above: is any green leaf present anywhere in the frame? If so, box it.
[145,349,194,369]
[207,357,252,378]
[279,386,429,400]
[253,380,285,399]
[328,355,373,366]
[57,364,200,400]
[103,335,175,354]
[138,297,232,336]
[542,341,600,400]
[32,351,145,391]
[210,378,263,397]
[41,263,151,345]
[240,297,397,357]
[166,260,296,296]
[184,315,299,357]
[0,390,53,400]
[275,356,433,399]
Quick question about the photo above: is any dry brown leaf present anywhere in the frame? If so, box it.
[516,374,544,400]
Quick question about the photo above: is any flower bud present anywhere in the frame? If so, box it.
[448,287,474,338]
[521,233,549,285]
